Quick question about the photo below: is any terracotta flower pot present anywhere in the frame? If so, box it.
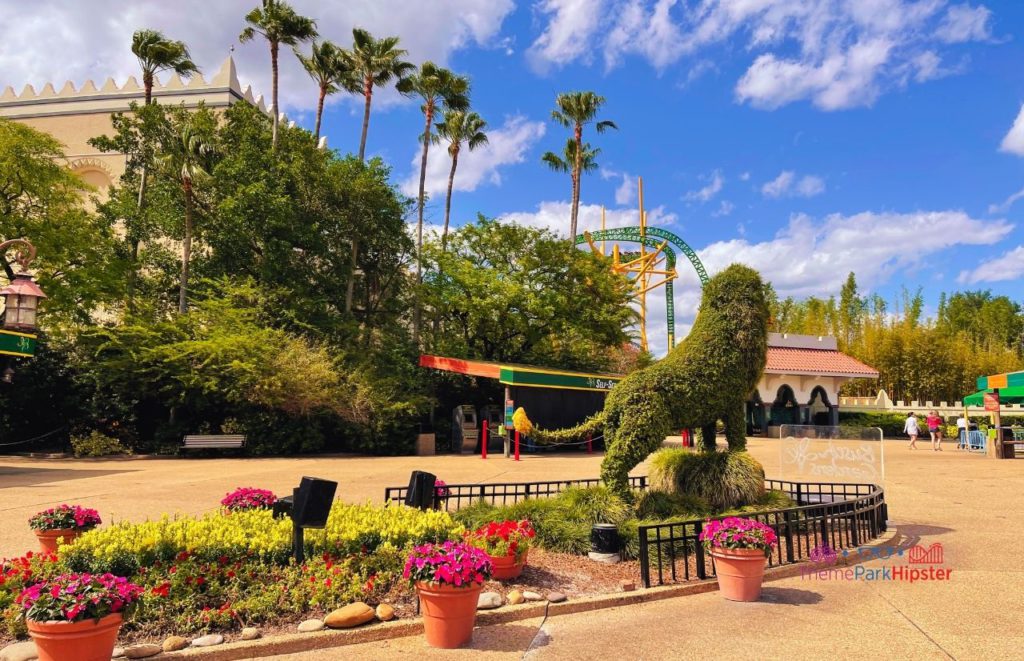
[488,549,527,581]
[710,547,768,602]
[416,581,483,649]
[27,612,123,661]
[34,528,82,554]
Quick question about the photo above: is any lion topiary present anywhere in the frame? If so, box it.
[515,263,770,497]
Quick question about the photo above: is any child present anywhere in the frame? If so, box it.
[926,410,943,451]
[904,412,919,450]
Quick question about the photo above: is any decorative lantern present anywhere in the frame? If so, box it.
[1,273,46,332]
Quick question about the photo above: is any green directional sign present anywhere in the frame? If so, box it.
[0,330,36,357]
[499,366,621,392]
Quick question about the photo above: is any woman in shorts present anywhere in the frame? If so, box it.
[903,412,919,450]
[925,410,943,451]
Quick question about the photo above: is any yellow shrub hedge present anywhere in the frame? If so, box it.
[64,503,461,570]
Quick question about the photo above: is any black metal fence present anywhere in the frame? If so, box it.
[638,479,887,588]
[384,475,648,511]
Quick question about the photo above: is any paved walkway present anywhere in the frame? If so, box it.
[3,439,1022,659]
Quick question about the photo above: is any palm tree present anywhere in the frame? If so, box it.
[403,62,470,343]
[543,138,601,234]
[434,110,488,251]
[549,91,617,239]
[128,30,200,311]
[343,28,414,161]
[239,0,317,151]
[131,29,200,104]
[296,40,350,140]
[157,110,216,313]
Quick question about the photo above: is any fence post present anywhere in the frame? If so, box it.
[481,424,487,460]
[694,521,706,579]
[850,502,860,547]
[514,430,521,461]
[795,483,803,506]
[783,510,795,563]
[586,432,593,454]
[639,526,651,588]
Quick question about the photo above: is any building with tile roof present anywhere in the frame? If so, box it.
[749,333,879,435]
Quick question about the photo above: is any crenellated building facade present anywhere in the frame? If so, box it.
[0,56,273,198]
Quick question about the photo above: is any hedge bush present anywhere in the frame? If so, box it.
[649,448,765,510]
[70,431,131,457]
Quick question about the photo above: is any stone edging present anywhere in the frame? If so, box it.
[162,527,900,660]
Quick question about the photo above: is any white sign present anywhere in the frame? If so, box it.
[779,426,884,484]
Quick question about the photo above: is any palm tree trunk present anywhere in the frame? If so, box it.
[179,184,193,314]
[314,84,326,140]
[413,101,435,345]
[571,123,583,240]
[442,146,459,252]
[358,76,373,161]
[133,77,154,312]
[271,41,280,151]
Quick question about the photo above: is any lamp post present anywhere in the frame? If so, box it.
[0,238,46,382]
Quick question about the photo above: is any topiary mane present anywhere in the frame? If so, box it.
[516,263,770,497]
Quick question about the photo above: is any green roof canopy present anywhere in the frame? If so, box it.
[975,371,1024,391]
[963,386,1024,406]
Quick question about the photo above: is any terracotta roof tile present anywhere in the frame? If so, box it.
[766,347,879,377]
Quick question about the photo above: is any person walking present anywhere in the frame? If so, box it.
[904,412,920,450]
[926,410,943,451]
[956,414,968,449]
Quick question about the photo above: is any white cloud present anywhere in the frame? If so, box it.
[712,200,735,217]
[762,171,795,197]
[761,171,826,198]
[601,169,638,205]
[0,0,515,112]
[698,210,1014,298]
[795,175,826,197]
[498,200,677,237]
[684,170,724,202]
[527,0,606,73]
[739,172,751,181]
[401,115,545,197]
[935,4,993,43]
[528,0,994,111]
[988,187,1024,214]
[1000,105,1024,156]
[958,245,1024,284]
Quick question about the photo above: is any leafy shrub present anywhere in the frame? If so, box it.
[633,490,710,520]
[724,489,795,515]
[649,448,765,510]
[555,486,631,525]
[70,431,130,457]
[0,552,61,637]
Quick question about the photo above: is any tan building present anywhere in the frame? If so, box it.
[0,56,267,197]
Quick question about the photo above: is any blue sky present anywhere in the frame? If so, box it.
[3,0,1024,353]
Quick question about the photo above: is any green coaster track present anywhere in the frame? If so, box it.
[575,227,708,349]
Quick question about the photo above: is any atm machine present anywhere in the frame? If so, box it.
[451,405,479,453]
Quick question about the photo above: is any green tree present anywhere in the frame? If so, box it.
[295,40,350,140]
[434,110,488,251]
[403,62,470,343]
[343,28,414,161]
[154,107,217,313]
[837,272,865,350]
[0,119,120,326]
[548,91,617,239]
[421,216,635,371]
[239,0,317,151]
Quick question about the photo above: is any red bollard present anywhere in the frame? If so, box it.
[514,430,521,461]
[481,424,488,460]
[586,432,593,454]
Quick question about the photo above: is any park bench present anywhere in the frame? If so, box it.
[181,434,246,452]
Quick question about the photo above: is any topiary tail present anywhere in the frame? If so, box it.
[512,407,606,446]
